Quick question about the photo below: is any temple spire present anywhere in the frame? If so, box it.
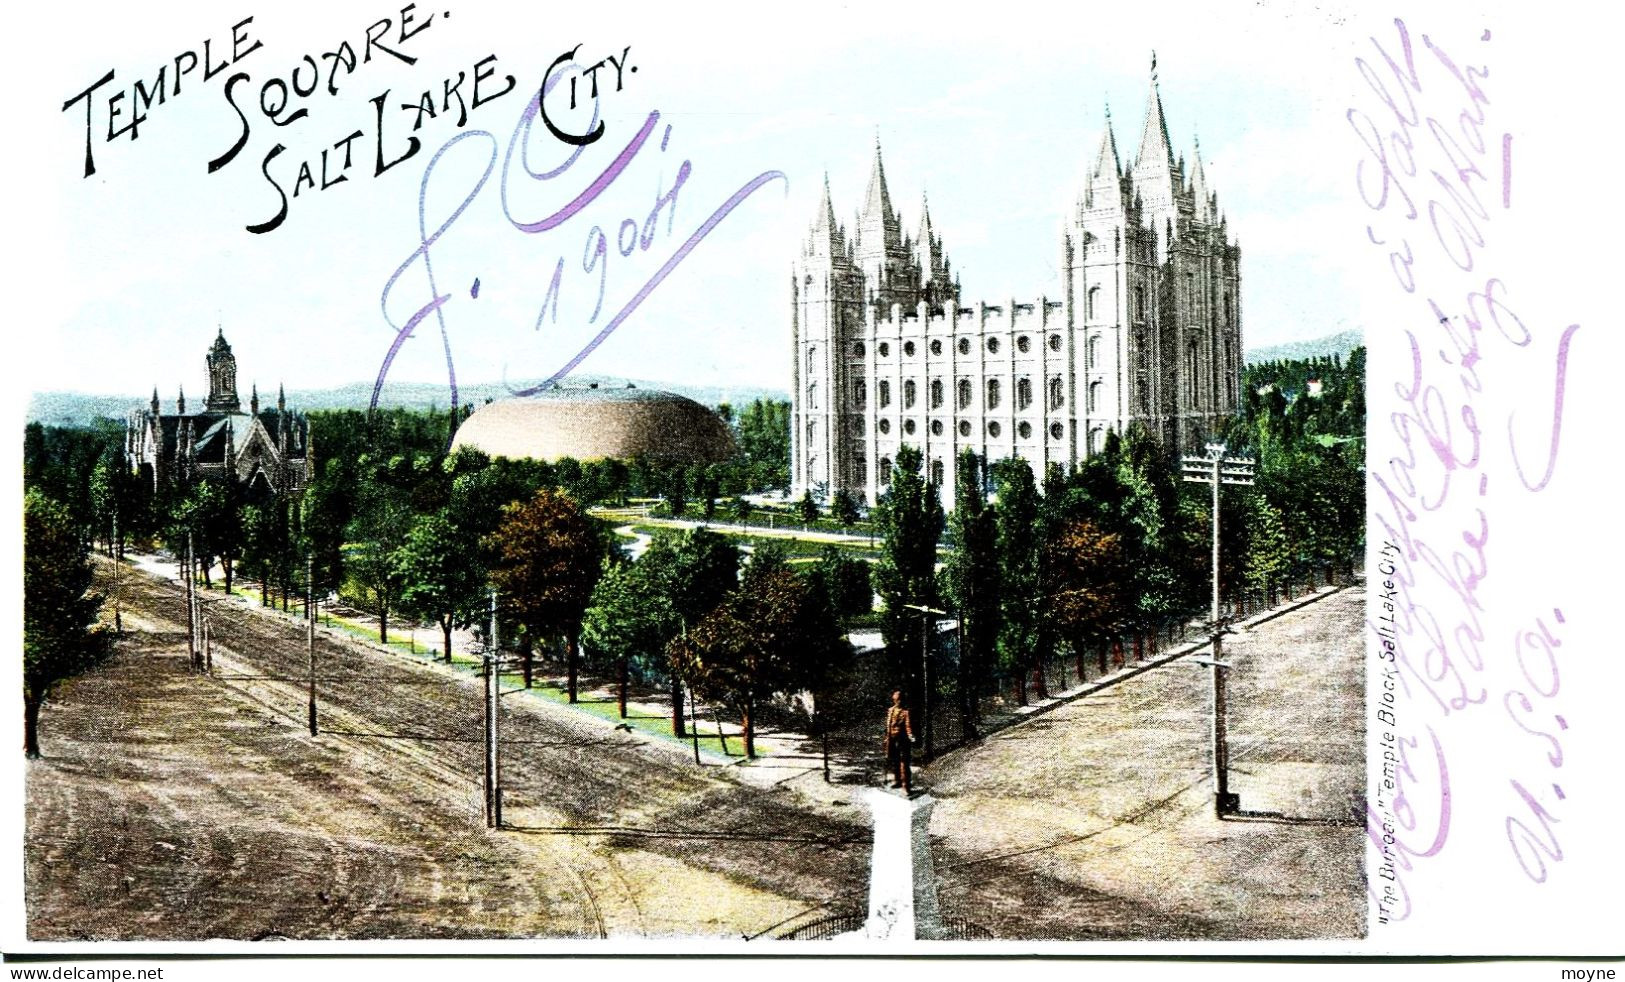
[251,383,260,416]
[807,172,844,256]
[859,136,900,248]
[1190,135,1212,221]
[177,385,186,415]
[151,387,160,415]
[1083,104,1123,212]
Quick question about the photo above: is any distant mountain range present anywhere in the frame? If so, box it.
[26,375,792,428]
[1244,329,1364,365]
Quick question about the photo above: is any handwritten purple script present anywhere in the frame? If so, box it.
[370,47,787,410]
[1352,18,1578,923]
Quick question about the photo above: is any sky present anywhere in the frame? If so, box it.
[16,1,1370,404]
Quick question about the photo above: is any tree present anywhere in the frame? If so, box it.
[945,449,1000,738]
[1046,519,1128,667]
[798,489,820,527]
[489,488,606,701]
[806,545,873,622]
[24,490,112,758]
[394,512,487,661]
[831,487,862,531]
[874,446,945,715]
[993,458,1041,703]
[347,481,414,642]
[668,549,846,758]
[640,527,742,735]
[730,496,753,526]
[582,561,674,718]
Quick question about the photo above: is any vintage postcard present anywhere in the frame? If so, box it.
[6,0,1620,973]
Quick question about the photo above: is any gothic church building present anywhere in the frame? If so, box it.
[127,330,311,500]
[791,62,1242,505]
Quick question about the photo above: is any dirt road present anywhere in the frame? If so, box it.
[24,560,869,941]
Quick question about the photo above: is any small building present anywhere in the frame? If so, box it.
[127,329,310,500]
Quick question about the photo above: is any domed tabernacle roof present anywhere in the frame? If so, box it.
[450,388,735,464]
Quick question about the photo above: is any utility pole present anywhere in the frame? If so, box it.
[186,531,198,671]
[1182,442,1254,817]
[111,512,122,635]
[902,604,947,762]
[486,589,502,829]
[307,556,318,737]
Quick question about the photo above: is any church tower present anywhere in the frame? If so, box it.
[791,176,864,497]
[205,328,242,413]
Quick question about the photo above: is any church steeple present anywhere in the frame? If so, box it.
[856,135,903,261]
[1190,136,1212,222]
[806,173,846,258]
[251,383,260,416]
[1131,52,1178,220]
[1084,104,1124,212]
[205,329,241,413]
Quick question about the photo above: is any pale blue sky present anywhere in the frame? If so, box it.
[25,3,1362,401]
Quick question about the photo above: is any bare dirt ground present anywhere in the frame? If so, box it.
[926,583,1368,941]
[24,559,871,941]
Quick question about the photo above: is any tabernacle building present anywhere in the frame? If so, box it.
[790,60,1243,505]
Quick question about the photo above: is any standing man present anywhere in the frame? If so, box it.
[883,689,914,794]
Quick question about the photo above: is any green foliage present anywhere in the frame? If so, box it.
[489,488,607,646]
[875,445,944,701]
[831,488,862,529]
[24,490,112,756]
[805,545,874,621]
[992,458,1040,680]
[393,511,487,659]
[946,449,1000,716]
[797,489,820,526]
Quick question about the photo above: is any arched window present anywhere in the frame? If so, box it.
[879,380,892,408]
[930,459,944,486]
[1048,376,1065,410]
[1016,377,1032,410]
[929,378,944,408]
[1088,380,1103,413]
[1186,340,1199,407]
[854,457,867,487]
[957,378,973,410]
[985,378,1001,410]
[1087,285,1100,321]
[807,345,818,374]
[903,380,917,409]
[879,457,893,485]
[1087,334,1101,368]
[853,380,866,410]
[807,381,819,410]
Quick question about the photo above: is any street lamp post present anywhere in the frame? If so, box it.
[902,603,947,762]
[1182,442,1254,818]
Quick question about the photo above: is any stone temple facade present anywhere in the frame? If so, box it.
[127,330,310,500]
[790,61,1242,506]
